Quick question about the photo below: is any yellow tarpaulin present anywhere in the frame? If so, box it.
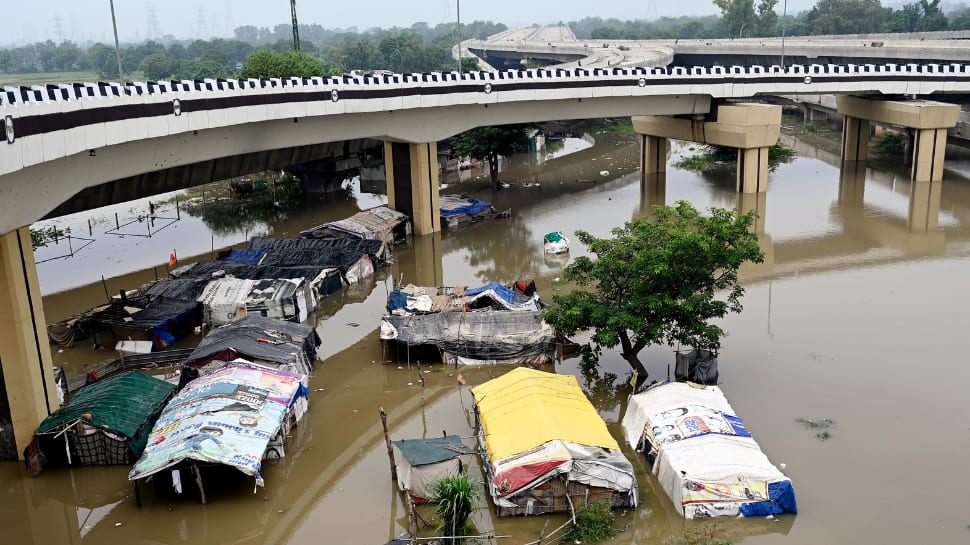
[471,367,620,461]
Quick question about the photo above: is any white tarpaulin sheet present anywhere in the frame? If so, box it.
[621,382,796,518]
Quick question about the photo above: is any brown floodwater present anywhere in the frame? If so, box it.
[4,127,970,545]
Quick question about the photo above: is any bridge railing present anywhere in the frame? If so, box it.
[5,63,970,106]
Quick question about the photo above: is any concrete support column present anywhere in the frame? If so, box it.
[383,141,441,236]
[638,173,666,218]
[841,116,870,162]
[910,128,948,182]
[737,147,770,193]
[838,161,867,211]
[633,103,781,194]
[737,192,767,235]
[639,134,667,178]
[908,180,942,233]
[0,227,59,460]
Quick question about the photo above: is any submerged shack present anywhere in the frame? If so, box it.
[25,372,176,475]
[129,361,309,500]
[439,194,508,228]
[300,205,410,244]
[196,277,315,326]
[392,435,475,502]
[621,381,797,519]
[183,315,320,378]
[380,282,556,365]
[471,368,638,516]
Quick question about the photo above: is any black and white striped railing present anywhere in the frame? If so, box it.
[4,63,970,106]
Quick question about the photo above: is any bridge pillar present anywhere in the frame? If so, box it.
[841,116,870,162]
[632,103,781,194]
[0,227,59,461]
[384,142,442,236]
[639,135,667,177]
[908,180,942,233]
[836,96,959,182]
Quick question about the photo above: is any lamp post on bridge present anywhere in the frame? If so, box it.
[457,0,462,75]
[108,0,126,82]
[780,0,788,69]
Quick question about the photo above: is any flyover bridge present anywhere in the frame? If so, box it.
[1,63,969,457]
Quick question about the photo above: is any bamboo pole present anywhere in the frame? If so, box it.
[379,406,398,481]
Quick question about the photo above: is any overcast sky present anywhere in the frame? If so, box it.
[5,0,823,45]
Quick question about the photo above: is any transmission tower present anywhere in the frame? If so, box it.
[645,0,659,21]
[53,15,65,42]
[147,4,162,40]
[197,8,208,39]
[290,0,301,52]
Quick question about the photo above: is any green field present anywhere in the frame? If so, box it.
[0,71,145,86]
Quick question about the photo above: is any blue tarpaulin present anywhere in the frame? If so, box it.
[220,248,268,265]
[440,196,492,217]
[464,282,515,305]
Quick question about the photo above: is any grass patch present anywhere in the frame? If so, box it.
[1,70,145,85]
[30,225,70,250]
[796,417,835,441]
[562,500,616,543]
[589,118,635,135]
[676,144,795,172]
[428,473,480,542]
[872,132,906,156]
[679,522,733,545]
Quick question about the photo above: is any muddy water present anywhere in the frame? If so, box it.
[4,129,970,545]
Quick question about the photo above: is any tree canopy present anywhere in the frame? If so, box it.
[805,0,885,34]
[543,201,764,378]
[239,50,336,78]
[448,125,530,185]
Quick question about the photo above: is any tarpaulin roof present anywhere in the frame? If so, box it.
[129,361,307,480]
[90,296,200,332]
[36,372,175,456]
[439,194,493,217]
[381,311,555,362]
[143,278,208,302]
[472,368,621,461]
[220,248,268,265]
[393,435,475,466]
[185,315,320,368]
[300,206,409,243]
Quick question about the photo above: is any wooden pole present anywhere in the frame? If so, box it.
[379,406,398,481]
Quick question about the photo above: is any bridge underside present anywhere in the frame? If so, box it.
[44,140,380,220]
[2,94,710,234]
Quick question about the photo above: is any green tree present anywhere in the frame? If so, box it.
[139,53,175,81]
[805,0,884,34]
[543,201,764,377]
[449,125,530,186]
[713,0,758,37]
[328,37,384,72]
[239,50,332,78]
[755,0,780,36]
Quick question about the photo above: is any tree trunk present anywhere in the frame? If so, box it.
[618,331,649,382]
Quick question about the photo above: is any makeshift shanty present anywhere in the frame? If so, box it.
[300,205,411,244]
[620,381,797,519]
[471,368,638,516]
[439,194,509,228]
[25,372,176,476]
[183,315,320,378]
[381,281,554,365]
[129,361,309,499]
[543,231,570,254]
[248,236,385,279]
[382,311,556,365]
[392,435,476,501]
[196,277,316,326]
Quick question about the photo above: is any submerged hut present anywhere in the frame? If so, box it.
[392,435,476,501]
[380,281,556,365]
[196,277,316,326]
[439,194,508,228]
[620,381,797,519]
[300,205,411,245]
[471,367,638,516]
[129,361,309,500]
[183,315,320,378]
[25,372,176,476]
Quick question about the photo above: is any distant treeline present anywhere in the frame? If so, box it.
[2,1,970,80]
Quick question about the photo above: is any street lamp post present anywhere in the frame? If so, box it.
[780,0,788,69]
[109,0,125,81]
[457,0,462,74]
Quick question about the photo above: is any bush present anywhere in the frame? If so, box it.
[561,500,616,543]
[428,474,480,541]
